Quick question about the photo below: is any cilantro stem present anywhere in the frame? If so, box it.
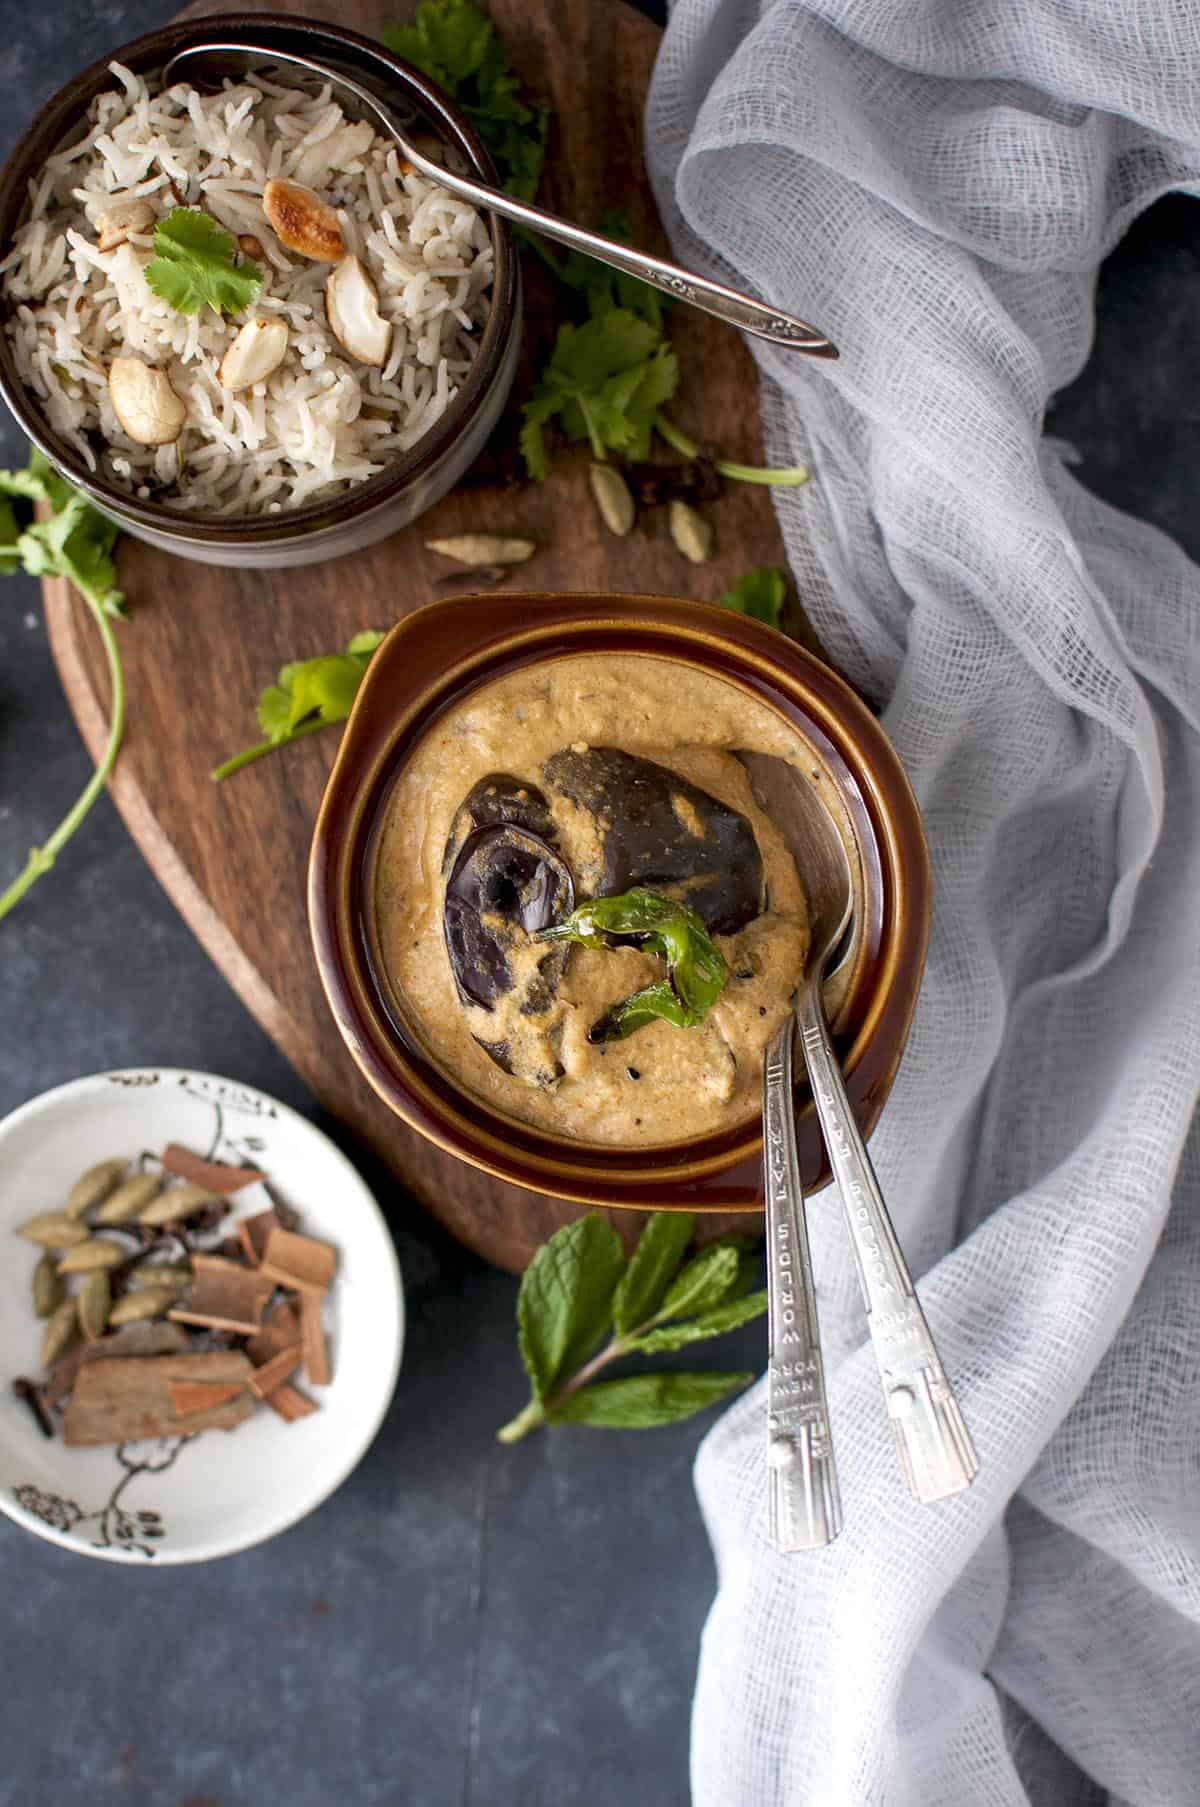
[653,413,810,488]
[0,588,124,925]
[210,716,329,782]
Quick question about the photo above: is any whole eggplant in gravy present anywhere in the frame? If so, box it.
[442,754,766,1085]
[442,774,573,1082]
[540,746,764,935]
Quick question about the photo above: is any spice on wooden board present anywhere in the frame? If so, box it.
[63,1351,254,1445]
[161,1143,267,1195]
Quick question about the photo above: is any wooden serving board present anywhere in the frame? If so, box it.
[44,0,810,1272]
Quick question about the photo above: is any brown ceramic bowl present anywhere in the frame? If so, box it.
[309,593,930,1211]
[0,15,520,569]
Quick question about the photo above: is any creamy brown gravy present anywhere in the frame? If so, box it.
[373,653,811,1146]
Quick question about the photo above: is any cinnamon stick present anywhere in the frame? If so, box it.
[247,1344,302,1399]
[168,1379,247,1417]
[168,1254,273,1335]
[236,1209,281,1267]
[161,1144,266,1194]
[245,1298,302,1367]
[300,1290,331,1387]
[265,1383,318,1422]
[63,1352,253,1445]
[258,1227,337,1292]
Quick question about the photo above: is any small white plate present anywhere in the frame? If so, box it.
[0,1068,403,1564]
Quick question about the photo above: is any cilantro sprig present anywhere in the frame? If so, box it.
[0,450,126,925]
[384,0,547,201]
[498,1211,765,1440]
[145,209,262,318]
[378,7,812,492]
[519,310,679,478]
[523,224,811,487]
[718,566,789,630]
[211,631,385,781]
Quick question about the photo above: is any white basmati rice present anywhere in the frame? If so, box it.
[0,63,494,517]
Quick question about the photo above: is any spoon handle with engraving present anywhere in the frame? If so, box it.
[763,1019,842,1550]
[794,987,979,1505]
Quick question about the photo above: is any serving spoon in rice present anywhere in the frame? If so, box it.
[162,41,839,359]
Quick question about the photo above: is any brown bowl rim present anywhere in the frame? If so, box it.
[0,12,518,545]
[308,593,931,1210]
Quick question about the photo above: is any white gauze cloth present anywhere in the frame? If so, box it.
[644,3,1200,1802]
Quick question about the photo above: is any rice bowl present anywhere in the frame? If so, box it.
[0,60,495,519]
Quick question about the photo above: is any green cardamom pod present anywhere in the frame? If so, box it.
[16,1212,91,1250]
[78,1270,112,1341]
[127,1263,192,1291]
[137,1183,216,1226]
[41,1298,79,1368]
[31,1251,64,1318]
[57,1238,126,1275]
[108,1287,179,1327]
[65,1157,128,1220]
[668,499,714,564]
[425,533,536,567]
[589,462,636,536]
[94,1171,163,1224]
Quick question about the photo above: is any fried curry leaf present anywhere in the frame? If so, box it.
[538,887,729,1039]
[212,630,385,781]
[145,209,262,317]
[383,0,548,201]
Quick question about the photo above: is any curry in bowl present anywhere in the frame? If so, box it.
[310,590,927,1208]
[372,651,856,1146]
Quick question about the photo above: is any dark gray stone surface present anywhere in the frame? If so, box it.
[0,6,1195,1805]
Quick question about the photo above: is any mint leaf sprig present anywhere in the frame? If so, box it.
[211,631,385,781]
[497,1211,765,1440]
[0,450,126,925]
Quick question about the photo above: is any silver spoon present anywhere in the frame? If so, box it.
[762,1014,842,1549]
[162,42,838,359]
[740,752,979,1505]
